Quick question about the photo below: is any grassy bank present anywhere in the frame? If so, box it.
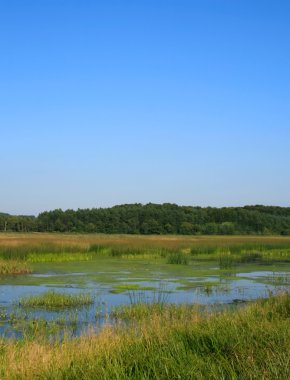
[1,293,290,379]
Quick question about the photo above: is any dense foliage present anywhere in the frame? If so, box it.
[1,203,290,235]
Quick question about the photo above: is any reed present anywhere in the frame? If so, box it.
[112,302,197,320]
[167,251,189,264]
[1,233,290,263]
[239,251,263,263]
[218,252,238,269]
[1,232,289,253]
[0,243,84,260]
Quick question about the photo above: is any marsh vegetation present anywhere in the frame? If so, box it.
[19,291,93,309]
[0,233,289,378]
[0,293,289,379]
[0,259,31,275]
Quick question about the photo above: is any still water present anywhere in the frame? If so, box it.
[0,258,289,338]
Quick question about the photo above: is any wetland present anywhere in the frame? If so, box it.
[0,233,290,379]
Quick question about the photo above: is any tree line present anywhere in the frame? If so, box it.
[1,204,290,235]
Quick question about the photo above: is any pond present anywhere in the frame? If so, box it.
[0,257,289,338]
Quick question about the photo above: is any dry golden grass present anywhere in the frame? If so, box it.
[1,232,290,252]
[1,326,128,379]
[0,259,31,274]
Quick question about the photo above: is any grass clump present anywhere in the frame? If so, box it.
[218,252,237,269]
[19,291,93,309]
[0,259,31,275]
[110,284,155,294]
[167,251,189,265]
[112,303,197,320]
[88,244,113,257]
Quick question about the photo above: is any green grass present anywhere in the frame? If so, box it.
[0,234,290,380]
[191,245,218,255]
[218,249,275,268]
[167,251,189,264]
[239,251,263,263]
[1,293,290,379]
[110,284,156,294]
[218,252,237,269]
[0,243,84,260]
[19,291,93,309]
[190,242,290,260]
[112,302,198,320]
[26,252,93,262]
[1,235,290,268]
[176,280,222,291]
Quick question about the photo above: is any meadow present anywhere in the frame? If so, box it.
[1,232,290,263]
[0,233,290,379]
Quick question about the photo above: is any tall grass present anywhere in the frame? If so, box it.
[26,252,93,262]
[112,302,196,320]
[0,259,31,275]
[191,246,218,255]
[2,232,290,253]
[110,247,168,259]
[0,244,84,260]
[0,293,289,379]
[218,252,237,269]
[239,251,263,263]
[1,233,290,263]
[167,251,189,264]
[126,284,171,306]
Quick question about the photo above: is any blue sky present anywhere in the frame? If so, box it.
[1,0,289,215]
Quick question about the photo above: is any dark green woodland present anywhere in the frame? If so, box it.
[1,204,290,235]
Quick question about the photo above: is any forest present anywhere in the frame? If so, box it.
[1,204,290,235]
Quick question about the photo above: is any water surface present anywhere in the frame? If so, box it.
[0,257,289,338]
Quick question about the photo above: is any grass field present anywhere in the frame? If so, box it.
[1,232,290,249]
[1,232,290,259]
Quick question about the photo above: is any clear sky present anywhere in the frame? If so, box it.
[1,0,289,215]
